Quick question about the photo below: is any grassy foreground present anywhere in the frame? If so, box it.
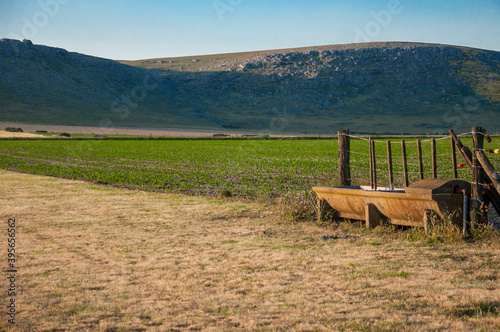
[0,170,499,331]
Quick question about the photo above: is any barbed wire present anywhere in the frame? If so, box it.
[346,132,473,144]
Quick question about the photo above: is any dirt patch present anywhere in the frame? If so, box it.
[0,122,260,137]
[0,170,499,331]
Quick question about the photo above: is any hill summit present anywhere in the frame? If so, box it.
[1,39,499,134]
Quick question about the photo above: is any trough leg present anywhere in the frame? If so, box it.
[423,209,440,232]
[365,203,385,229]
[318,198,337,223]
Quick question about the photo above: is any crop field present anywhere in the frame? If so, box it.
[0,139,338,200]
[0,136,480,200]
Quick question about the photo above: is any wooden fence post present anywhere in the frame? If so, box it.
[369,138,377,190]
[401,140,409,187]
[338,129,351,186]
[450,133,458,178]
[387,141,394,190]
[472,126,486,224]
[431,138,437,178]
[417,140,424,180]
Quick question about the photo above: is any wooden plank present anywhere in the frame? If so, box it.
[431,138,437,178]
[387,141,394,190]
[449,129,473,170]
[472,126,486,224]
[450,134,458,178]
[474,150,500,217]
[476,150,500,196]
[373,139,377,191]
[369,138,377,190]
[450,129,500,216]
[417,140,424,180]
[401,140,409,188]
[338,129,351,186]
[369,138,373,189]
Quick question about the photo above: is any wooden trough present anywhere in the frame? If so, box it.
[313,178,471,230]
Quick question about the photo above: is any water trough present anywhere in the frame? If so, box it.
[313,178,471,230]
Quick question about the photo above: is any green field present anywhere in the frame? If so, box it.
[0,136,480,200]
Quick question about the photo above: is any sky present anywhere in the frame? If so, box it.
[0,0,499,60]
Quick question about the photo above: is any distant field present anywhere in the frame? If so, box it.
[0,136,481,200]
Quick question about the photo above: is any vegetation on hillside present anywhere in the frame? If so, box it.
[1,39,499,134]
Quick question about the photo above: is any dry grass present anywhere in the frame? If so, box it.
[0,131,43,138]
[0,170,500,331]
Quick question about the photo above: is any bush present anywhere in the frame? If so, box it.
[5,127,23,133]
[219,189,232,198]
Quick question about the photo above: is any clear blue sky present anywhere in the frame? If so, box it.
[1,0,499,60]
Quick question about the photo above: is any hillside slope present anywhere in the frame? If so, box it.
[1,39,499,134]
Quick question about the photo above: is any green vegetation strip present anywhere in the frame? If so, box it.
[0,138,475,200]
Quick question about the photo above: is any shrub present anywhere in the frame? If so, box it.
[5,127,23,133]
[219,189,232,198]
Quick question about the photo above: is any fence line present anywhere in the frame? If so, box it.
[337,129,481,190]
[346,132,473,144]
[338,127,500,225]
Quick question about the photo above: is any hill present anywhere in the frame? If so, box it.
[1,39,499,134]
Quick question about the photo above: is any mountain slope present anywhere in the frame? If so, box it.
[1,39,499,134]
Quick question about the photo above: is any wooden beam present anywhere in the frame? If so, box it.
[450,129,500,216]
[387,141,394,190]
[338,129,351,186]
[401,140,409,188]
[431,138,437,178]
[476,150,500,196]
[450,134,458,178]
[472,126,486,224]
[417,140,424,180]
[369,138,377,190]
[449,129,473,171]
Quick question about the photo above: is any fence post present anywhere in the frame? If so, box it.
[387,141,394,190]
[450,133,458,178]
[338,129,351,186]
[369,138,377,190]
[431,138,437,178]
[401,140,409,187]
[471,126,486,224]
[417,140,424,180]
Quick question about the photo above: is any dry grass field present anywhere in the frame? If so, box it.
[0,131,43,138]
[0,169,499,331]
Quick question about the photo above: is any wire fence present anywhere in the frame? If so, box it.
[333,129,500,227]
[343,133,473,189]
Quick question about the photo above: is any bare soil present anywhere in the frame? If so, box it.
[0,170,499,331]
[0,123,259,137]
